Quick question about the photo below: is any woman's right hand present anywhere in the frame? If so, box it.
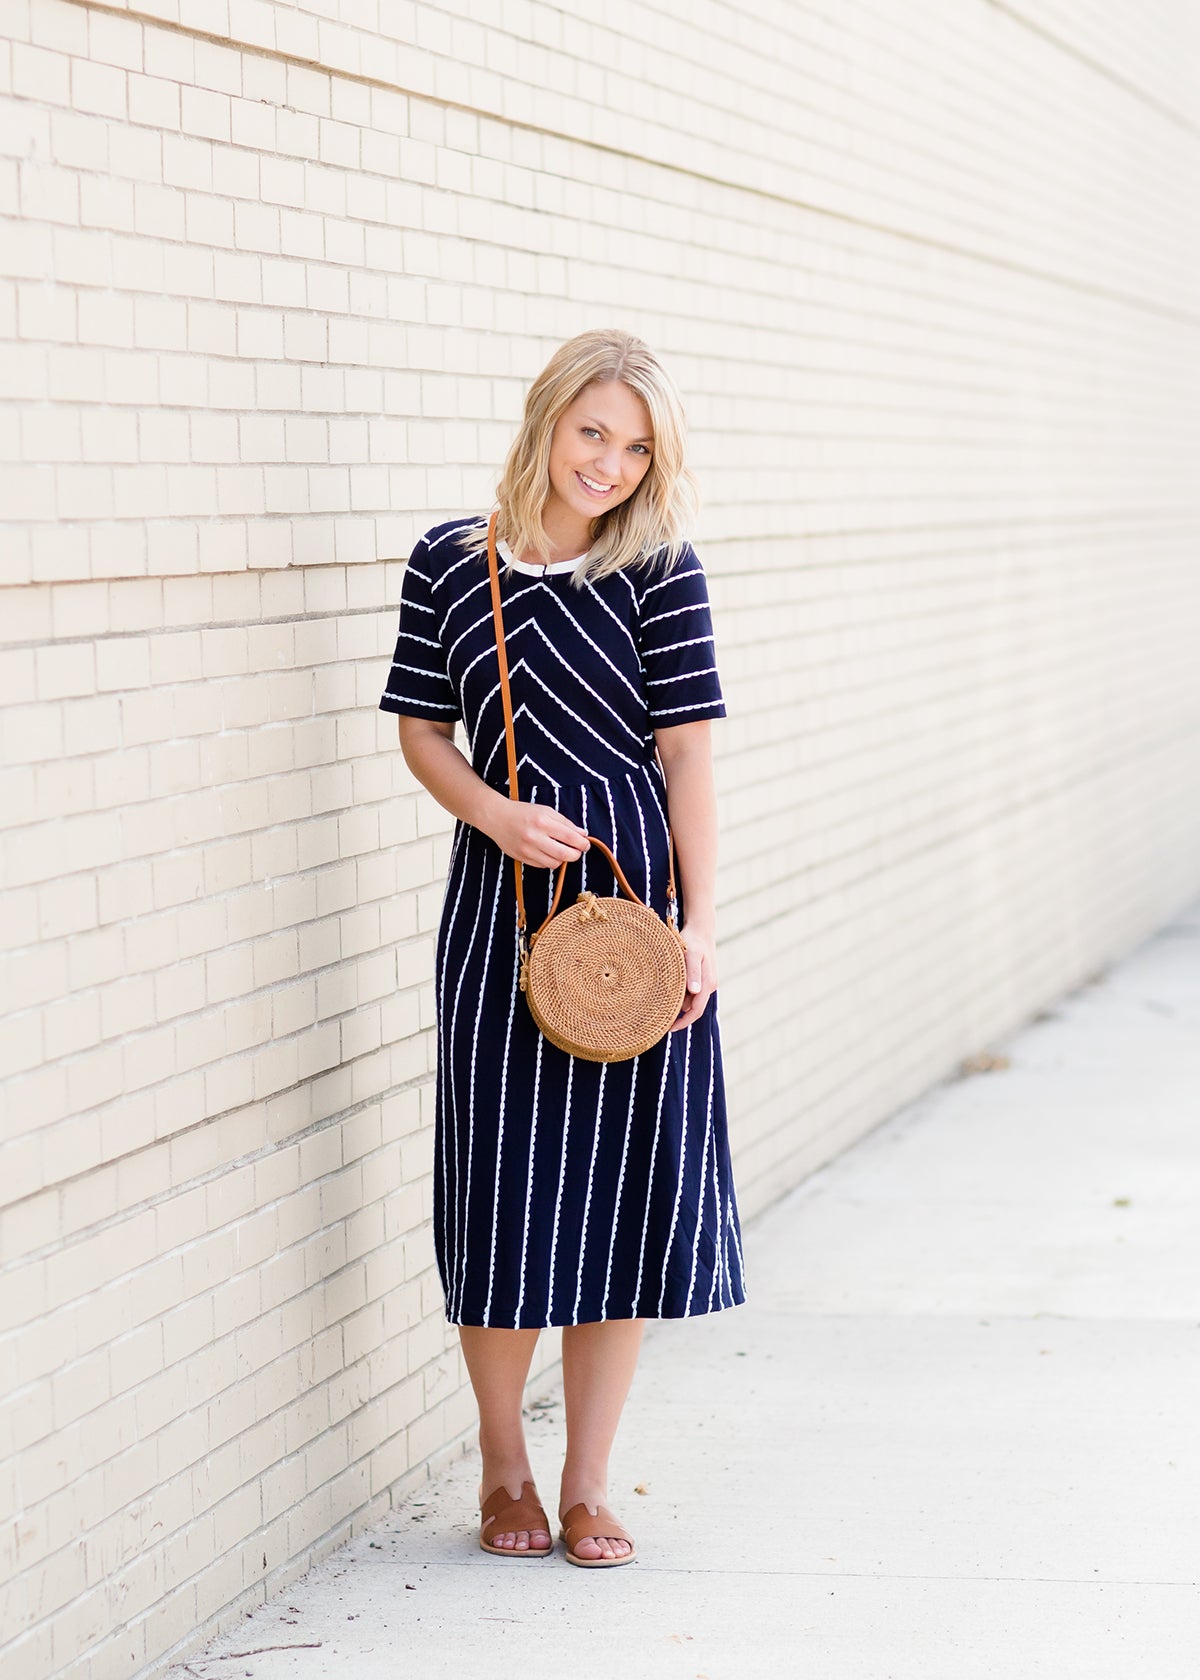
[484,795,591,869]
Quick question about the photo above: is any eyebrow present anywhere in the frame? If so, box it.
[581,415,654,444]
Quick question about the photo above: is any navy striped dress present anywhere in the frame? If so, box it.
[379,515,745,1328]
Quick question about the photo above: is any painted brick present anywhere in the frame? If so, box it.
[3,3,1200,1679]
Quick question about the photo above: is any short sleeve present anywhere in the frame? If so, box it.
[638,547,727,727]
[378,537,461,721]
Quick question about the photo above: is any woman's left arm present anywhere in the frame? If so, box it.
[655,719,719,1032]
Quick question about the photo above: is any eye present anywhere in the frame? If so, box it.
[581,426,602,439]
[630,443,650,455]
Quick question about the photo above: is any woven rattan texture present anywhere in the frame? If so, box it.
[525,892,687,1063]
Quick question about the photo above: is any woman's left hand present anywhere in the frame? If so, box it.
[670,921,717,1032]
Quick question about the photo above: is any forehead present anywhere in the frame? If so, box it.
[566,380,653,438]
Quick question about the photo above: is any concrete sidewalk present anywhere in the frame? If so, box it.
[171,902,1200,1680]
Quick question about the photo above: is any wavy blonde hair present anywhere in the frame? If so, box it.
[459,328,699,585]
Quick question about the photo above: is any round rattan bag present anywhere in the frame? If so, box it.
[522,839,687,1063]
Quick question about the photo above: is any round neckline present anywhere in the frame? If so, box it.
[497,536,587,577]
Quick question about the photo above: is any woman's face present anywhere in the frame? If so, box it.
[543,380,655,534]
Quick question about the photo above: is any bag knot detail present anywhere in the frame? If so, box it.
[575,892,609,923]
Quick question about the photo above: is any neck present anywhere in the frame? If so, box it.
[539,503,594,561]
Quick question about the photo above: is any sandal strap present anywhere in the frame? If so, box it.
[480,1481,550,1539]
[559,1501,633,1551]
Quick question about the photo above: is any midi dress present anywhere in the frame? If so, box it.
[379,514,746,1329]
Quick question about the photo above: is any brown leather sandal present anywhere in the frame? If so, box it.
[478,1481,553,1557]
[559,1502,637,1568]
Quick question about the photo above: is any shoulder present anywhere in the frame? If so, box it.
[410,514,488,586]
[630,540,710,604]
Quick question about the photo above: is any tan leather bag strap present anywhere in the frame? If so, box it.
[485,511,680,945]
[538,836,648,934]
[486,510,527,933]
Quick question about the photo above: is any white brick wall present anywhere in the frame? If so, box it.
[2,2,1199,1677]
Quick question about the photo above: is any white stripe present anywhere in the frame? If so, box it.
[641,601,709,628]
[395,630,440,649]
[603,779,619,894]
[449,841,503,1320]
[402,598,436,614]
[636,763,670,848]
[600,782,649,1315]
[518,753,561,792]
[579,786,588,892]
[539,587,643,705]
[707,1100,724,1312]
[631,1045,673,1314]
[426,518,482,551]
[513,1024,546,1326]
[701,1021,727,1312]
[642,633,715,655]
[630,770,653,909]
[443,836,488,1317]
[513,767,547,1323]
[389,659,449,678]
[439,571,490,641]
[723,1079,745,1303]
[467,644,532,758]
[641,563,702,597]
[469,671,506,761]
[460,636,503,688]
[470,658,528,759]
[646,666,718,686]
[727,1180,746,1296]
[600,1056,639,1320]
[436,823,470,1309]
[543,785,574,1325]
[445,588,500,663]
[649,699,725,719]
[382,692,457,711]
[572,1059,607,1325]
[522,664,644,769]
[519,705,622,788]
[525,619,645,745]
[584,576,639,652]
[656,1026,693,1315]
[479,727,506,786]
[718,1025,743,1306]
[483,920,522,1327]
[683,1046,715,1315]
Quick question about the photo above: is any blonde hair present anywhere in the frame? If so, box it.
[460,328,699,584]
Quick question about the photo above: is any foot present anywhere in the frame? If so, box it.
[478,1479,552,1556]
[558,1487,634,1564]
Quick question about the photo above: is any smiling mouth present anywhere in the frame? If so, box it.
[576,472,615,497]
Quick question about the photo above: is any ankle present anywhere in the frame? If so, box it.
[559,1470,612,1512]
[479,1449,536,1497]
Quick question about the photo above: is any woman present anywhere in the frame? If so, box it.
[379,327,745,1567]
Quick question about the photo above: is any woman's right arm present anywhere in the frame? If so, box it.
[397,716,590,870]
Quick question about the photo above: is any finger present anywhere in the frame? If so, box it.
[685,951,704,995]
[525,831,581,864]
[532,827,588,857]
[687,983,716,1022]
[670,991,706,1031]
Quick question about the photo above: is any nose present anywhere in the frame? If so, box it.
[594,441,623,480]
